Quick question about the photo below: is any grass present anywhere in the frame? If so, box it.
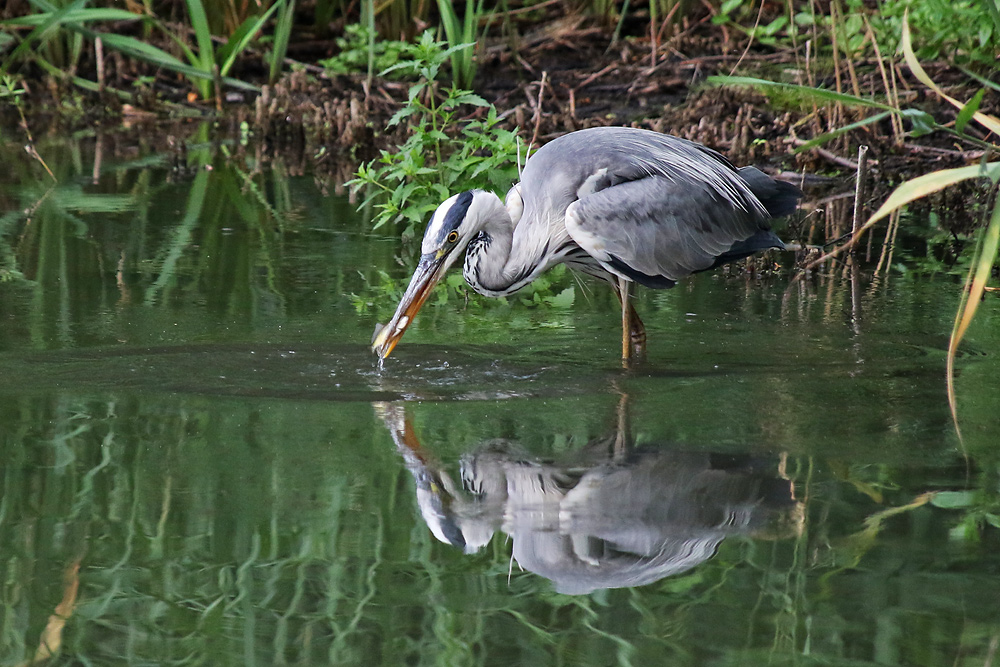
[436,0,486,89]
[716,11,1000,439]
[0,0,290,103]
[170,0,287,102]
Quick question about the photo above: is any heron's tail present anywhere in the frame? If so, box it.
[738,167,802,218]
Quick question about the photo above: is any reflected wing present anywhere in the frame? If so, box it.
[564,174,782,288]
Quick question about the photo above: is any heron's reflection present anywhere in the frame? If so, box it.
[377,402,802,595]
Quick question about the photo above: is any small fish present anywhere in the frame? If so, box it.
[371,322,386,346]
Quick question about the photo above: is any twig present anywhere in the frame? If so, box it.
[96,37,105,95]
[577,63,617,89]
[851,145,869,242]
[905,143,987,159]
[792,138,860,170]
[530,71,548,147]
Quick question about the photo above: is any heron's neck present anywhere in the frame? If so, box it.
[463,193,560,297]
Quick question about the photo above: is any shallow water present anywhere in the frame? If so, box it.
[1,131,999,666]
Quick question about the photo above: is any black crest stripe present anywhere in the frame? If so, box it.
[443,191,475,231]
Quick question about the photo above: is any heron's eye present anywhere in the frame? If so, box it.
[447,231,459,244]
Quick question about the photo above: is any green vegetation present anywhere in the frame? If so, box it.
[712,12,999,436]
[713,0,999,65]
[347,30,519,234]
[169,0,289,100]
[0,0,269,100]
[319,25,418,79]
[435,0,486,89]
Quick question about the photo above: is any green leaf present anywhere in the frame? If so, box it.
[720,0,742,15]
[931,491,977,509]
[900,108,938,136]
[218,0,284,78]
[184,0,215,74]
[0,0,87,78]
[792,111,891,153]
[868,162,1000,225]
[2,8,141,26]
[955,89,985,134]
[452,93,489,107]
[545,287,575,308]
[387,106,417,127]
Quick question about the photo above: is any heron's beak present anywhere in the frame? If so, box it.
[372,252,448,359]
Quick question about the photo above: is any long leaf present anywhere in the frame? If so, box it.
[947,195,1000,437]
[269,0,295,84]
[184,0,215,74]
[867,162,1000,225]
[2,8,141,26]
[33,53,132,98]
[88,32,260,91]
[0,0,87,78]
[794,111,892,153]
[708,75,896,112]
[901,12,1000,136]
[219,0,284,78]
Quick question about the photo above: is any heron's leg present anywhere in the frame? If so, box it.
[618,276,631,361]
[614,277,646,360]
[627,303,646,354]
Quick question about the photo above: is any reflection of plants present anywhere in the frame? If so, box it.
[932,472,1000,542]
[351,264,575,317]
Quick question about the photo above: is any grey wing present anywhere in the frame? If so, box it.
[564,174,780,288]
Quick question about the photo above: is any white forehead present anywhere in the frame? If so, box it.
[421,192,470,254]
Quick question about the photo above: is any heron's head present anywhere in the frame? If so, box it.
[372,190,502,359]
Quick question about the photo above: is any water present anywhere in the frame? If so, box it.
[1,130,999,666]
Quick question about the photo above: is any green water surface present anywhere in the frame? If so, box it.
[1,130,998,666]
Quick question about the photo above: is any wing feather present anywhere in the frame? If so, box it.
[565,175,775,286]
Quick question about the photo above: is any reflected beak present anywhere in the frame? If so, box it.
[372,253,448,359]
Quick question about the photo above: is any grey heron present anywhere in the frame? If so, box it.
[372,126,801,361]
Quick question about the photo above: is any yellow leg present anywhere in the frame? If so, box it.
[615,277,646,363]
[619,276,631,362]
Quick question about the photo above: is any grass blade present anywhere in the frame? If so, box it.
[269,0,296,84]
[0,0,87,78]
[218,0,284,78]
[2,8,140,26]
[947,194,1000,437]
[794,111,892,153]
[901,11,1000,136]
[867,162,1000,226]
[708,75,896,112]
[184,0,215,75]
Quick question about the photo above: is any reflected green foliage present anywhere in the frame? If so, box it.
[2,392,1000,665]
